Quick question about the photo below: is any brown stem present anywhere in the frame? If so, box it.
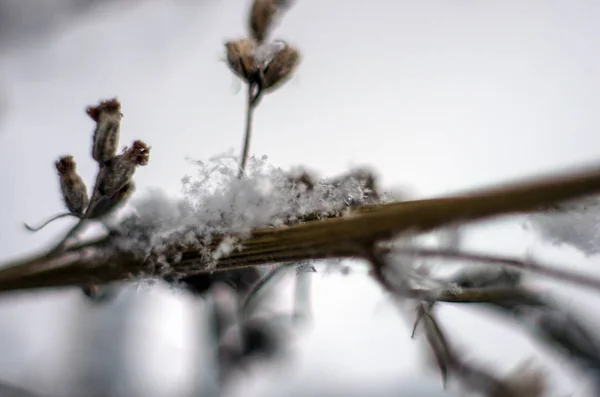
[238,83,257,179]
[3,162,600,294]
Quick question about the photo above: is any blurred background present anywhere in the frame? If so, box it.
[0,0,600,396]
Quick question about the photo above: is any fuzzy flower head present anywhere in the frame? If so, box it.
[96,140,150,197]
[124,140,151,166]
[85,98,122,122]
[55,155,89,217]
[55,155,76,175]
[87,98,123,164]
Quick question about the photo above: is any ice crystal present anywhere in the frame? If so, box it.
[115,154,386,272]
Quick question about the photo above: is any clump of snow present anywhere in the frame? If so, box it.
[527,196,600,256]
[115,154,388,272]
[213,236,241,261]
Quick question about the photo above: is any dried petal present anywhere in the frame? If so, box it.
[96,140,149,197]
[248,0,294,43]
[225,39,260,84]
[261,43,300,92]
[86,98,122,164]
[55,155,89,217]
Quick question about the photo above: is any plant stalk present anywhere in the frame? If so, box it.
[238,83,257,178]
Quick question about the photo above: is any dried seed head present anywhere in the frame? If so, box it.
[225,39,260,84]
[85,98,121,122]
[249,0,277,43]
[261,43,300,92]
[96,140,149,197]
[55,155,89,217]
[249,0,294,43]
[86,98,123,164]
[125,140,151,166]
[55,155,76,175]
[87,181,135,219]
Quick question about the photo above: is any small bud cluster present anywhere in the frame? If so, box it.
[25,98,150,232]
[225,0,300,105]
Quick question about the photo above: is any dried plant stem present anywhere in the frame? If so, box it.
[238,84,257,178]
[385,247,600,292]
[2,163,600,294]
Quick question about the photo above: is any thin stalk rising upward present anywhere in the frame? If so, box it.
[238,83,258,178]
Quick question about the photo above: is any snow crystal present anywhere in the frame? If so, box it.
[252,41,287,69]
[114,154,387,272]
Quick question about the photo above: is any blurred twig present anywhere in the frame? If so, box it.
[364,245,529,396]
[384,246,600,292]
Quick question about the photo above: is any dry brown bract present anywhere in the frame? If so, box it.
[96,140,150,197]
[249,0,294,44]
[261,43,300,92]
[86,98,123,164]
[55,155,89,217]
[225,39,260,84]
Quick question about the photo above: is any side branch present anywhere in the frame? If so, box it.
[2,163,600,294]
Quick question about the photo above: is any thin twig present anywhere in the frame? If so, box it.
[24,212,77,232]
[364,246,515,395]
[384,246,600,292]
[240,265,288,315]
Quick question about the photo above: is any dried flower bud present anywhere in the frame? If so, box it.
[55,155,89,217]
[87,181,135,219]
[249,0,277,43]
[261,43,300,92]
[249,0,294,43]
[225,39,261,84]
[86,98,122,164]
[96,140,150,197]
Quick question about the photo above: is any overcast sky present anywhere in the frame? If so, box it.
[0,0,600,396]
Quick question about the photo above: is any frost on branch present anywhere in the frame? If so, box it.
[528,195,600,256]
[116,154,386,271]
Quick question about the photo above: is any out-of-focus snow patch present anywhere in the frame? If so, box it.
[527,196,600,256]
